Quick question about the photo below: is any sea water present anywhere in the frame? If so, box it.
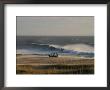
[16,36,94,58]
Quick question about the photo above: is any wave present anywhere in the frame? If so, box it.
[17,43,94,55]
[31,43,94,53]
[17,43,94,58]
[49,44,94,53]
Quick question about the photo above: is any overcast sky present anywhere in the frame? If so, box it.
[17,16,94,36]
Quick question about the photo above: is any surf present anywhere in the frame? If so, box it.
[49,43,94,53]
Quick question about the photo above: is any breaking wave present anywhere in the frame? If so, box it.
[49,44,94,53]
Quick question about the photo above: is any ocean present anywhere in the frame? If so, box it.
[16,36,94,58]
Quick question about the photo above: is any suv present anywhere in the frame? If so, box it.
[48,52,58,57]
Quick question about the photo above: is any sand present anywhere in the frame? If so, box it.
[16,54,94,74]
[17,54,94,65]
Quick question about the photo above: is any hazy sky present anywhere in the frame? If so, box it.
[17,16,94,36]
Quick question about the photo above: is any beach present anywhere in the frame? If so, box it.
[16,54,94,74]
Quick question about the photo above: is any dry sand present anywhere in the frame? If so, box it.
[16,54,94,65]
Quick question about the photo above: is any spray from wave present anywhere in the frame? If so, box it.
[49,44,94,53]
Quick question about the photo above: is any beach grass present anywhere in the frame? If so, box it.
[16,64,94,74]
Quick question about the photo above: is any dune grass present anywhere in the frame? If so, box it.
[16,64,94,74]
